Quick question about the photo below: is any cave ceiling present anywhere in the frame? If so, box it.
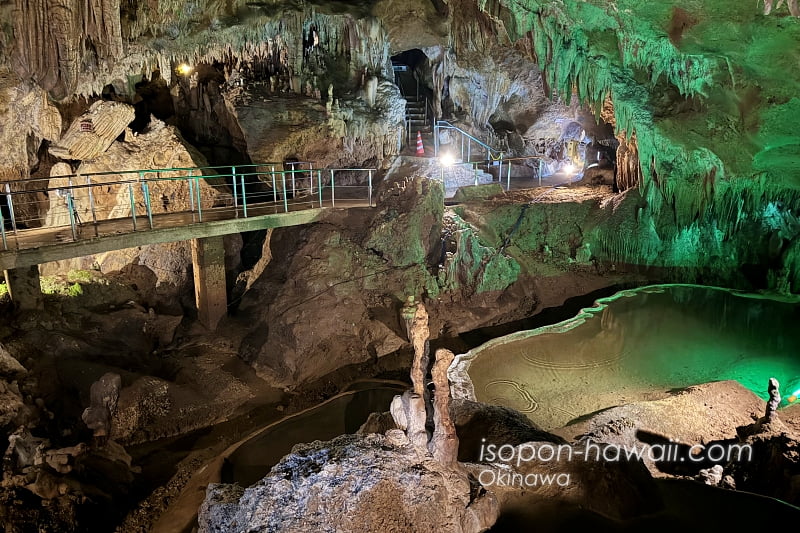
[0,0,798,220]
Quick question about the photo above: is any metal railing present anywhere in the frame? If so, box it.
[433,121,505,162]
[0,163,376,251]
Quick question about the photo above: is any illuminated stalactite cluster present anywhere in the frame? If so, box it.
[10,1,392,101]
[12,0,124,99]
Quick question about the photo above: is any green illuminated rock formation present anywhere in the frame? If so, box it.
[474,0,800,282]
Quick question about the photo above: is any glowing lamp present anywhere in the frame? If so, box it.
[177,63,193,76]
[789,395,797,403]
[563,163,576,174]
[440,152,455,167]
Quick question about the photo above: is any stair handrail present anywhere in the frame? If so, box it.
[433,120,504,162]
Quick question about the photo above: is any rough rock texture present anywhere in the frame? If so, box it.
[0,343,27,380]
[231,81,404,168]
[45,117,223,227]
[372,0,447,53]
[81,372,121,439]
[465,438,662,523]
[48,100,135,160]
[450,398,566,462]
[41,117,241,310]
[198,432,499,533]
[430,348,459,465]
[0,71,61,182]
[12,0,123,99]
[555,381,767,476]
[235,176,443,387]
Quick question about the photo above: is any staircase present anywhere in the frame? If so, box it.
[405,96,432,152]
[393,62,432,154]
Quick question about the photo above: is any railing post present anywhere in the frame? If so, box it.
[318,170,323,207]
[538,159,543,187]
[232,166,238,216]
[498,156,503,187]
[240,174,247,217]
[281,171,289,212]
[0,202,6,250]
[330,169,335,207]
[67,192,78,240]
[289,163,296,199]
[507,158,512,190]
[188,170,195,212]
[140,171,153,229]
[368,169,373,207]
[128,183,137,230]
[195,175,202,221]
[86,176,98,230]
[461,133,464,162]
[474,163,479,186]
[271,165,277,202]
[467,138,471,162]
[309,163,315,195]
[5,183,17,236]
[434,123,439,156]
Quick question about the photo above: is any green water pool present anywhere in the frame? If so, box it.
[465,285,800,430]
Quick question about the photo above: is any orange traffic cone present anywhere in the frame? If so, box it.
[416,131,425,156]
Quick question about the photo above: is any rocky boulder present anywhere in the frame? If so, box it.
[198,432,498,533]
[236,176,443,387]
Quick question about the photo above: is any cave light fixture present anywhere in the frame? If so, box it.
[176,63,194,76]
[439,150,456,184]
[439,151,456,167]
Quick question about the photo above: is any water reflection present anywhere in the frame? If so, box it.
[467,285,800,430]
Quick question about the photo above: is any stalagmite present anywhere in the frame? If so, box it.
[81,372,122,441]
[405,296,430,397]
[429,348,458,466]
[765,377,780,422]
[392,295,432,450]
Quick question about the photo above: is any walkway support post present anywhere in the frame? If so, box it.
[4,265,42,310]
[191,235,227,331]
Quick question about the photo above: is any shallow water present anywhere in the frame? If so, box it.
[466,285,800,430]
[222,381,405,486]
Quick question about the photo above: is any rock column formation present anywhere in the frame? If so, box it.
[393,297,430,449]
[765,377,781,422]
[430,348,458,465]
[393,299,460,462]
